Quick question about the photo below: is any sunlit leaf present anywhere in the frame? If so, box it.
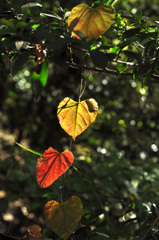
[44,196,83,240]
[36,147,74,188]
[68,3,115,41]
[57,97,98,140]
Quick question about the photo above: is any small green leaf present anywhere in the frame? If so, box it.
[31,24,40,29]
[111,46,120,53]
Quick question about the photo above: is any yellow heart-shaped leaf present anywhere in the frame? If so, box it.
[68,3,115,41]
[57,97,98,140]
[44,196,83,240]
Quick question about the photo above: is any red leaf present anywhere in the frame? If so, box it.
[36,147,74,188]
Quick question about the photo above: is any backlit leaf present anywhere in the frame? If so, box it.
[57,97,98,140]
[44,196,83,240]
[68,3,115,41]
[36,147,74,188]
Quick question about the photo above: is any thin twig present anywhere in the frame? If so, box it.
[60,174,65,203]
[79,69,91,99]
[69,137,73,151]
[141,215,159,240]
[78,55,86,102]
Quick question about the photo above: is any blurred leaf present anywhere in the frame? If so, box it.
[57,97,98,140]
[36,147,74,188]
[136,10,142,23]
[44,196,83,240]
[68,3,115,41]
[0,19,15,31]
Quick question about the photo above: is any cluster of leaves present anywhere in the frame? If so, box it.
[1,0,159,239]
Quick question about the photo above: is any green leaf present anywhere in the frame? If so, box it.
[111,46,120,53]
[136,10,142,23]
[32,59,49,87]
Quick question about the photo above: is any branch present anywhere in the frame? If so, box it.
[66,61,131,76]
[66,61,159,81]
[0,233,21,240]
[141,216,159,240]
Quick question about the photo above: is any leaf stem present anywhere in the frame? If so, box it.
[79,70,90,99]
[11,139,41,156]
[69,137,73,151]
